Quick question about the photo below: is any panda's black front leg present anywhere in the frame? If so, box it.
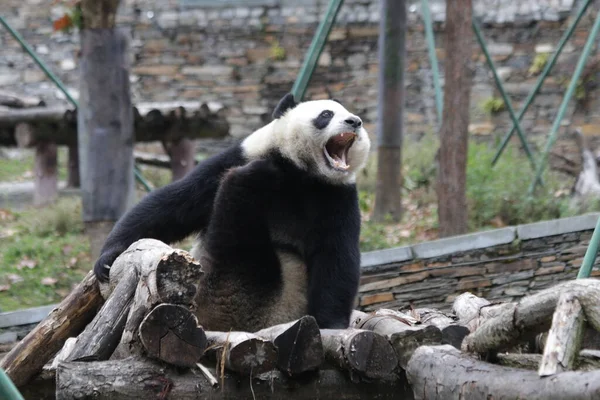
[306,242,361,329]
[305,186,362,329]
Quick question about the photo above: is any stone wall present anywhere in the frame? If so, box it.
[357,213,600,312]
[2,0,600,160]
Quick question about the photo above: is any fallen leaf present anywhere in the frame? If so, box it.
[62,245,73,255]
[0,228,17,238]
[7,274,23,284]
[17,258,37,270]
[0,284,10,292]
[0,209,14,221]
[41,277,58,286]
[68,257,78,267]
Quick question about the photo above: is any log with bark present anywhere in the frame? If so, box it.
[320,328,398,380]
[139,303,207,368]
[0,101,229,147]
[254,316,324,376]
[412,307,470,349]
[56,359,409,400]
[350,310,442,368]
[538,292,586,376]
[204,331,278,375]
[406,345,600,400]
[460,279,600,354]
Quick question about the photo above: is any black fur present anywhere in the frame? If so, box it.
[272,93,298,119]
[312,110,334,130]
[203,152,361,329]
[93,145,246,281]
[93,96,362,330]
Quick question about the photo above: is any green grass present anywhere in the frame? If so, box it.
[0,148,69,182]
[0,198,90,311]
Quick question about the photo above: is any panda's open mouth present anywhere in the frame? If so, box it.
[324,132,356,171]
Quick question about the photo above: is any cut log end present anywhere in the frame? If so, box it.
[139,304,207,368]
[255,315,324,376]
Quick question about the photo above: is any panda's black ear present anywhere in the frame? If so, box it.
[272,93,298,119]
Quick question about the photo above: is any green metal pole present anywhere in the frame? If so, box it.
[0,368,24,400]
[528,10,600,194]
[472,19,542,185]
[578,216,600,279]
[0,15,77,108]
[492,0,592,166]
[0,15,152,192]
[421,0,443,122]
[291,0,344,101]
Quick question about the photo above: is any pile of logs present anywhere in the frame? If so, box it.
[2,239,600,399]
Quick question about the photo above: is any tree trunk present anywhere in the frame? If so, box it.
[78,0,134,259]
[436,0,473,237]
[373,0,406,222]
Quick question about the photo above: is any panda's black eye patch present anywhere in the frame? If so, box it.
[313,110,334,130]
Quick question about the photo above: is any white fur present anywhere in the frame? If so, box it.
[242,99,371,184]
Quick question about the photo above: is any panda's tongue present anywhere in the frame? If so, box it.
[325,132,356,170]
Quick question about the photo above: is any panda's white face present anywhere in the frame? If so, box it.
[243,98,371,184]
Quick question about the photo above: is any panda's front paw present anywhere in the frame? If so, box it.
[93,248,122,283]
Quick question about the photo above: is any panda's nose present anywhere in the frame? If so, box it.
[344,116,362,129]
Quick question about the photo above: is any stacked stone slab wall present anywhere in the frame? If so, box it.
[358,213,600,311]
[2,0,600,163]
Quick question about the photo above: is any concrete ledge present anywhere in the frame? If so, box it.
[361,246,413,268]
[516,213,600,240]
[0,304,57,329]
[412,227,517,259]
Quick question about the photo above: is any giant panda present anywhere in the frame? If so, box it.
[93,93,371,331]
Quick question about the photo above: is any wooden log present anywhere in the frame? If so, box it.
[56,359,408,400]
[0,102,228,147]
[539,292,586,376]
[407,344,600,400]
[67,144,80,188]
[413,307,470,349]
[139,304,207,368]
[0,90,44,108]
[496,350,600,371]
[165,137,195,181]
[254,316,324,375]
[536,328,600,353]
[65,266,139,362]
[34,140,58,206]
[452,292,512,333]
[320,328,398,379]
[461,279,600,354]
[0,270,103,388]
[204,331,278,375]
[350,310,442,368]
[110,240,202,358]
